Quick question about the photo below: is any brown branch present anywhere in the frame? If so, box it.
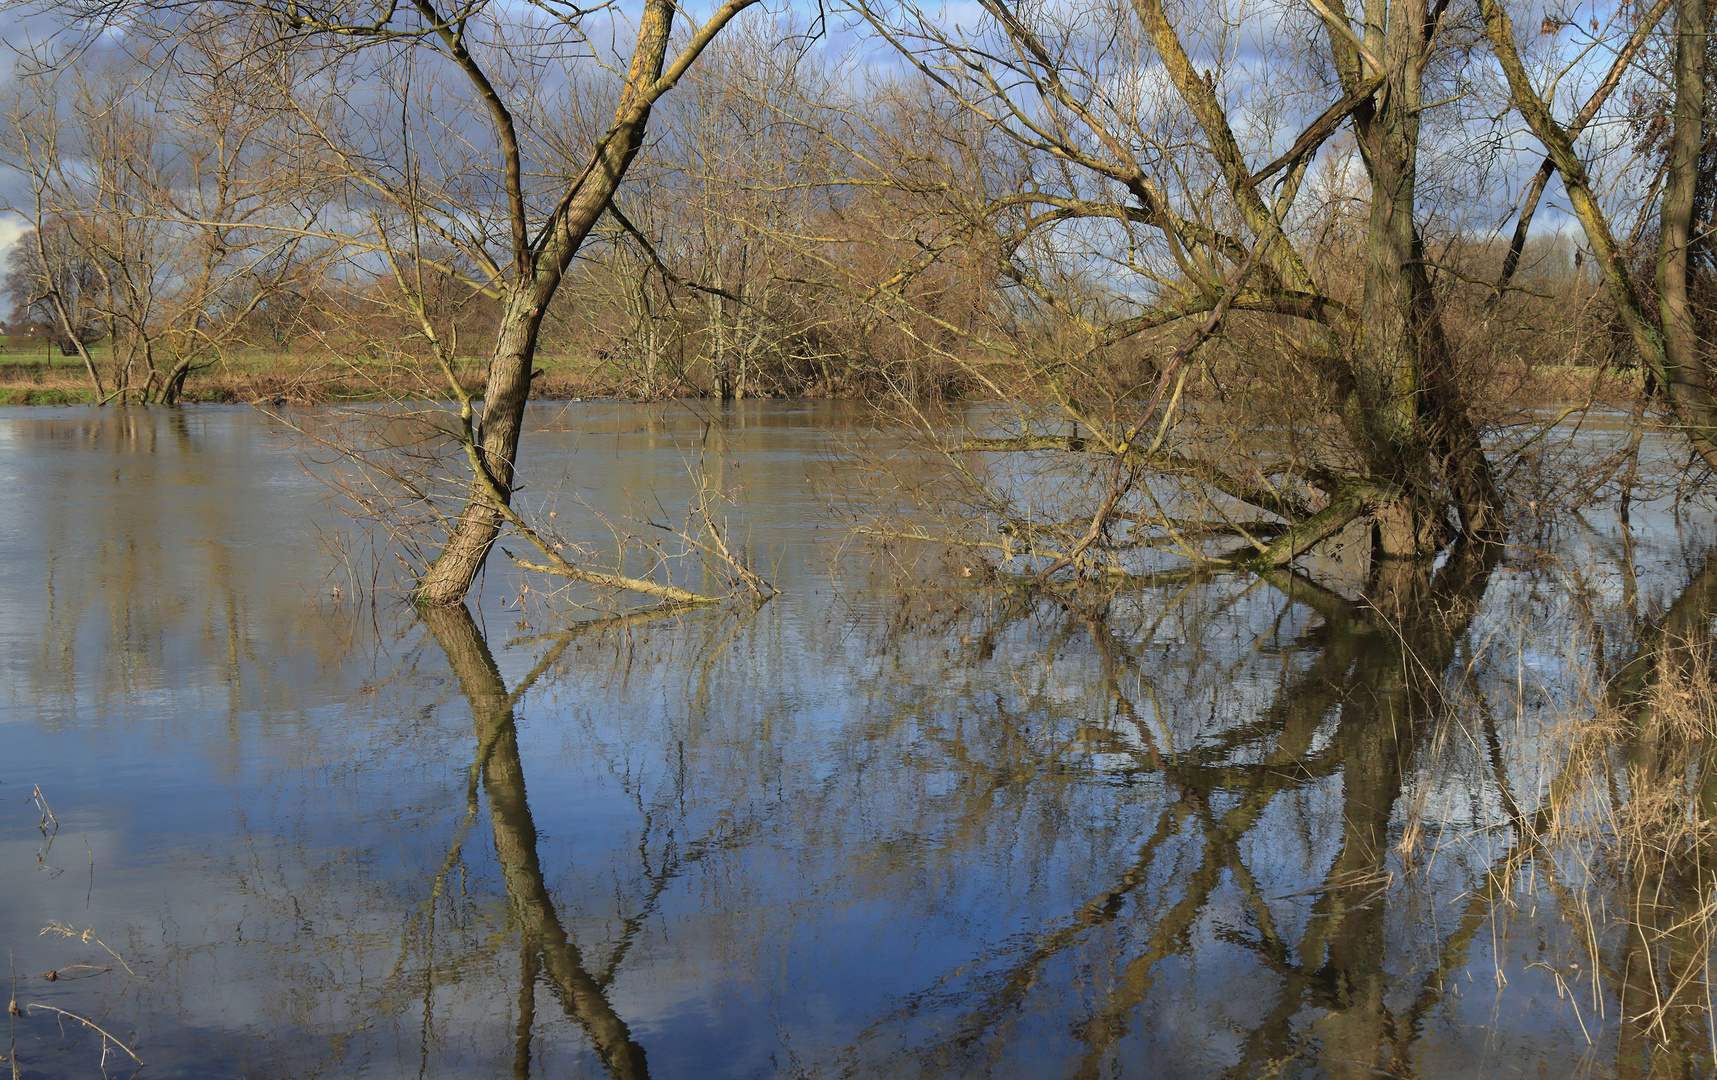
[1249,73,1388,188]
[22,1006,142,1065]
[456,435,721,605]
[1489,0,1674,301]
[1229,482,1387,569]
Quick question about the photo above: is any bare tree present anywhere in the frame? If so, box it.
[547,27,879,401]
[273,0,762,605]
[795,0,1517,610]
[3,222,109,386]
[0,43,337,403]
[10,0,764,602]
[1481,0,1717,469]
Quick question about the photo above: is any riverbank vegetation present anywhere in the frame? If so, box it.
[0,41,1676,414]
[1,0,1712,609]
[0,336,1653,408]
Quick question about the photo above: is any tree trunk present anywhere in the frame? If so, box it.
[155,356,194,405]
[1354,131,1422,491]
[415,291,551,604]
[1658,0,1711,411]
[710,276,733,401]
[1346,0,1504,562]
[413,0,676,607]
[1349,0,1439,562]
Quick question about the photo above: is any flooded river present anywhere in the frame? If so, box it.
[2,402,1714,1078]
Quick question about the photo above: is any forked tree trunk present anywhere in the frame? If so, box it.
[1347,0,1505,564]
[1482,0,1717,472]
[155,355,194,404]
[1132,0,1498,567]
[413,0,677,607]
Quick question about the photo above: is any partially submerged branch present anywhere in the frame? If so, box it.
[450,420,773,606]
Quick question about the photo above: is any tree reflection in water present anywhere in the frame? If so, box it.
[847,552,1497,1079]
[423,604,654,1080]
[408,543,1717,1078]
[15,408,1717,1078]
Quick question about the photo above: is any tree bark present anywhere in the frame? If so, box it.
[1658,0,1712,419]
[1350,0,1425,485]
[413,0,676,606]
[1332,0,1503,558]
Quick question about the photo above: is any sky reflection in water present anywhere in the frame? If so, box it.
[0,402,1712,1079]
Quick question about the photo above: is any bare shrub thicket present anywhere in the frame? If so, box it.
[0,39,339,404]
[532,25,1009,403]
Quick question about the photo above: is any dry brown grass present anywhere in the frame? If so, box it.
[1494,635,1717,1071]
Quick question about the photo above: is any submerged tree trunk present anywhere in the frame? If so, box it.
[1147,0,1502,572]
[415,290,552,604]
[1346,0,1504,568]
[154,355,194,405]
[412,0,762,606]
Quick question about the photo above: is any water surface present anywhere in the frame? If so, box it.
[2,402,1713,1079]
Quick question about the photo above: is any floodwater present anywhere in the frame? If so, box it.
[1,402,1714,1079]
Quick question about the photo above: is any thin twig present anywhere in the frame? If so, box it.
[23,1005,143,1065]
[30,786,55,832]
[8,953,20,1080]
[39,924,139,979]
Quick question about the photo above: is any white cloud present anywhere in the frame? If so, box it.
[0,215,24,262]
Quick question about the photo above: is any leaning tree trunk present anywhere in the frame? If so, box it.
[413,0,676,607]
[1416,257,1507,545]
[155,355,194,405]
[413,290,550,604]
[1482,0,1717,472]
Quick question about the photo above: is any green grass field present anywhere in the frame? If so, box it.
[0,336,623,404]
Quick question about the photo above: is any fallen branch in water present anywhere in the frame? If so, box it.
[462,421,733,606]
[23,1005,143,1066]
[41,964,111,982]
[29,786,55,833]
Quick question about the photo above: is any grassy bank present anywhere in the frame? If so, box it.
[0,338,615,404]
[0,335,1653,408]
